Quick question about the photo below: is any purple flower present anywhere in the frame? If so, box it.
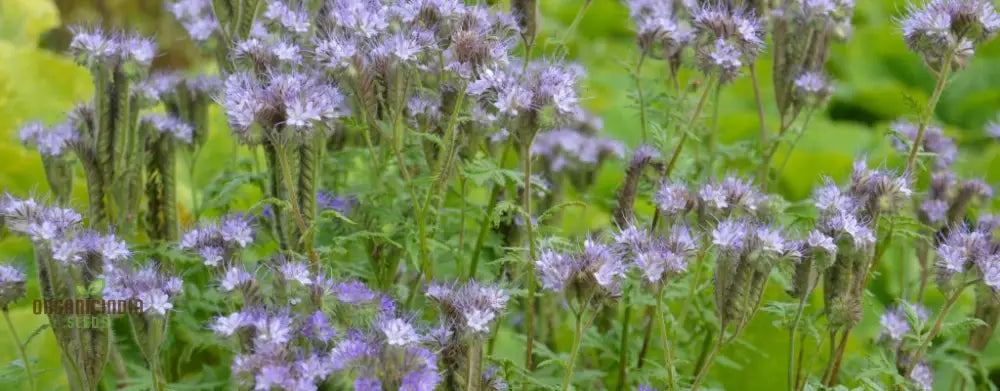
[211,313,245,336]
[121,35,157,66]
[656,181,692,217]
[328,0,390,38]
[712,219,748,254]
[317,192,357,215]
[334,280,377,304]
[353,378,382,391]
[879,302,927,341]
[68,26,118,62]
[378,317,421,346]
[987,116,1000,139]
[103,263,180,316]
[168,0,217,41]
[0,195,82,242]
[920,199,949,224]
[690,3,765,81]
[806,230,837,256]
[901,0,1000,70]
[255,364,294,390]
[911,361,934,390]
[220,214,254,247]
[979,257,1000,291]
[19,121,78,157]
[302,311,337,343]
[315,34,358,69]
[0,264,27,306]
[279,261,312,286]
[794,71,834,101]
[271,41,303,64]
[219,266,253,292]
[425,280,508,335]
[142,114,194,143]
[536,249,575,291]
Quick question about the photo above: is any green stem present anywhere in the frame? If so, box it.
[788,275,818,391]
[2,307,36,391]
[905,49,954,174]
[691,330,725,391]
[635,52,649,143]
[616,287,633,391]
[655,284,677,391]
[468,141,513,280]
[523,135,539,370]
[562,309,590,391]
[903,284,966,378]
[561,0,592,42]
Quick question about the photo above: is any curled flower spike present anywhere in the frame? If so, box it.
[935,224,993,288]
[0,264,26,307]
[68,26,157,68]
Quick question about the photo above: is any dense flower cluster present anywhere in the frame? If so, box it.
[901,0,1000,70]
[180,214,255,266]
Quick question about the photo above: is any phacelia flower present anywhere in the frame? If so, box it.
[0,264,27,307]
[426,280,509,335]
[19,121,78,157]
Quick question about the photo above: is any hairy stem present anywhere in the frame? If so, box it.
[468,142,513,280]
[656,283,677,391]
[2,307,36,391]
[691,330,726,391]
[905,48,954,174]
[523,135,539,370]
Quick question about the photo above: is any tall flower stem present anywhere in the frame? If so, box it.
[690,328,726,391]
[904,49,954,174]
[655,283,677,391]
[562,306,594,391]
[650,76,717,231]
[523,134,539,370]
[616,286,634,391]
[634,52,649,143]
[750,63,767,154]
[2,307,36,391]
[562,0,593,42]
[902,282,967,378]
[787,275,818,391]
[468,142,513,280]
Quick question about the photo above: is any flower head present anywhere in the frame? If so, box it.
[0,264,26,307]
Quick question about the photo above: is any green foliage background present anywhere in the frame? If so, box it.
[1,0,999,389]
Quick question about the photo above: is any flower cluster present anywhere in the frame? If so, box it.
[920,171,992,226]
[0,194,82,242]
[537,237,629,301]
[901,0,1000,71]
[103,262,183,316]
[690,3,766,83]
[627,0,692,57]
[142,114,194,144]
[331,317,441,391]
[167,0,217,41]
[935,223,1000,290]
[426,280,508,335]
[180,214,255,266]
[530,124,625,174]
[68,26,157,67]
[879,302,929,342]
[19,121,78,158]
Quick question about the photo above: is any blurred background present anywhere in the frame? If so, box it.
[1,0,999,389]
